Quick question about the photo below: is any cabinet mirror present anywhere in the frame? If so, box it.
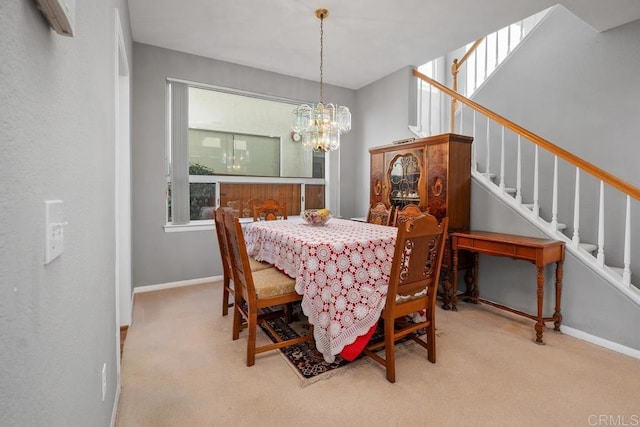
[388,153,421,208]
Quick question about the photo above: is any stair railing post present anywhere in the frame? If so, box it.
[597,181,605,267]
[499,126,505,191]
[472,111,477,172]
[515,135,522,204]
[533,145,540,218]
[623,196,631,286]
[485,117,491,182]
[551,155,559,230]
[572,168,581,248]
[450,59,459,133]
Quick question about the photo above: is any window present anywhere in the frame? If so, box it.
[166,81,327,227]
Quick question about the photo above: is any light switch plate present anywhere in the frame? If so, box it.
[45,200,64,264]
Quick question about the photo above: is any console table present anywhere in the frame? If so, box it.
[450,231,565,344]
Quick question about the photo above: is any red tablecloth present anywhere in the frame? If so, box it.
[244,218,397,363]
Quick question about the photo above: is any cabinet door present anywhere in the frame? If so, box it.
[370,153,384,205]
[385,149,425,209]
[426,143,448,222]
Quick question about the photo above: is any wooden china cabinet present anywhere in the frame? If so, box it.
[369,133,473,308]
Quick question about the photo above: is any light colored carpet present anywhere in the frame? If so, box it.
[116,282,640,427]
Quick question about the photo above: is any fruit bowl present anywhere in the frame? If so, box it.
[301,209,332,226]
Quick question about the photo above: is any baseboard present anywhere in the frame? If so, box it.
[133,275,223,294]
[561,325,640,360]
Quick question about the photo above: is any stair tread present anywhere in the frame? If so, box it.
[579,243,597,252]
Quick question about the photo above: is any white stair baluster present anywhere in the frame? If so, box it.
[495,31,499,70]
[597,181,605,266]
[473,46,478,92]
[472,111,477,172]
[427,78,432,135]
[459,105,464,134]
[485,117,491,182]
[572,168,581,248]
[499,126,505,191]
[515,135,522,204]
[533,145,540,218]
[551,156,559,230]
[623,195,631,286]
[484,37,489,84]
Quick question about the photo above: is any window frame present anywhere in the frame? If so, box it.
[164,78,329,231]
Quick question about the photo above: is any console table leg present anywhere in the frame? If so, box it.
[553,260,563,332]
[451,249,459,311]
[472,253,479,301]
[535,266,545,344]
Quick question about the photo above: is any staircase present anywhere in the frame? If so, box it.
[409,7,640,356]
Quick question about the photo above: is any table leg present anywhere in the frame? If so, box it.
[535,266,545,344]
[472,253,479,301]
[553,260,563,332]
[451,248,459,311]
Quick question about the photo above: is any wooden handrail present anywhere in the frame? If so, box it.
[457,38,484,69]
[450,38,485,132]
[413,68,640,201]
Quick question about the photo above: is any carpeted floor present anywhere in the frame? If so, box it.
[116,282,640,427]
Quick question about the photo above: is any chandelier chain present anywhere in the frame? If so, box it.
[319,14,324,104]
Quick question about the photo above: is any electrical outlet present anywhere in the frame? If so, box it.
[44,200,65,264]
[101,362,107,401]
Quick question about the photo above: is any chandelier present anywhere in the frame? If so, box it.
[291,8,351,152]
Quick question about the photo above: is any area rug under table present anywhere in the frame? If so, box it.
[258,303,428,387]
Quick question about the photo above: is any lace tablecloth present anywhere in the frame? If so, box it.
[244,218,397,363]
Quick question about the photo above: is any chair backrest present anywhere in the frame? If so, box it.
[253,199,287,221]
[393,203,427,227]
[386,215,448,308]
[214,207,233,279]
[367,202,393,226]
[223,211,257,305]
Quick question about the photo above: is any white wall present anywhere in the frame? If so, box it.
[0,1,132,425]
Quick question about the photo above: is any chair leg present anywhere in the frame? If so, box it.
[232,299,242,340]
[426,321,436,363]
[246,311,258,367]
[385,317,396,383]
[222,275,230,316]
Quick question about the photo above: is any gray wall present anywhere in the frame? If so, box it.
[0,1,132,425]
[131,44,356,287]
[351,66,418,218]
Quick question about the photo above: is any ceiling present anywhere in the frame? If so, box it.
[128,0,640,90]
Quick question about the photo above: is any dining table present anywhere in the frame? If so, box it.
[244,217,398,363]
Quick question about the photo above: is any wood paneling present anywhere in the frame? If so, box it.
[220,183,307,218]
[305,185,325,210]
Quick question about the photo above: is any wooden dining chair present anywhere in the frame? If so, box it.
[223,212,312,366]
[364,214,449,383]
[367,202,393,226]
[392,203,427,227]
[214,207,272,316]
[253,199,287,221]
